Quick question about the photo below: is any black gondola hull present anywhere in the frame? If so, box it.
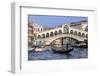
[52,48,74,54]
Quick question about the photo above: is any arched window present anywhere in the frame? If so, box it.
[50,32,53,36]
[46,33,49,37]
[59,30,62,34]
[74,31,77,35]
[78,32,81,37]
[70,30,73,34]
[55,31,58,35]
[42,34,45,38]
[38,28,39,31]
[82,33,85,38]
[41,28,42,32]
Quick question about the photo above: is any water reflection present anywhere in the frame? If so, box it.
[66,53,74,59]
[28,48,88,60]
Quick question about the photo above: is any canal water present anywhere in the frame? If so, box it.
[28,48,88,60]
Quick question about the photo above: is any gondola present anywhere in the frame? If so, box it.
[51,44,74,54]
[52,47,73,54]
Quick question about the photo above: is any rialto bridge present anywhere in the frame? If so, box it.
[33,24,88,46]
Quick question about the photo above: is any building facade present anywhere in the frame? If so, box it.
[28,21,44,48]
[70,20,88,31]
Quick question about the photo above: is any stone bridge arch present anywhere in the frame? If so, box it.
[44,34,86,45]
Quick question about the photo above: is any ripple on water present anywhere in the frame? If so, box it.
[28,48,88,60]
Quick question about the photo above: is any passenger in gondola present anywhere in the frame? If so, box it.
[66,43,68,50]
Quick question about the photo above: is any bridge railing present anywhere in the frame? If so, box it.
[36,33,87,40]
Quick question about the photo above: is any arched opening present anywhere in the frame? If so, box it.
[85,26,88,32]
[66,29,69,34]
[78,32,81,37]
[86,34,88,38]
[38,35,41,38]
[70,30,73,34]
[41,28,42,32]
[59,30,62,34]
[64,28,69,34]
[42,34,45,38]
[50,32,53,36]
[46,33,49,37]
[50,36,79,46]
[63,25,69,34]
[74,31,77,35]
[82,33,85,38]
[55,31,58,35]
